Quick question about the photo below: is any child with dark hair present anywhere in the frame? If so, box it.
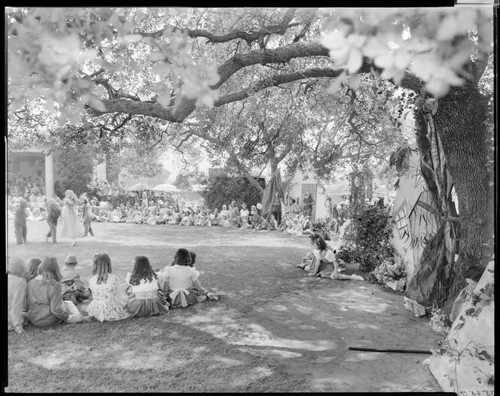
[159,248,208,308]
[309,235,338,278]
[25,258,42,282]
[26,257,88,326]
[188,251,196,267]
[297,234,339,278]
[125,256,169,317]
[87,253,131,322]
[185,251,220,303]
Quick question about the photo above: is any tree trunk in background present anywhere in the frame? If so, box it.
[434,79,493,300]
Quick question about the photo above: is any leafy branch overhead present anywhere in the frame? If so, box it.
[7,7,492,127]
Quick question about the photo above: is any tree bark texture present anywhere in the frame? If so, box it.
[434,81,493,291]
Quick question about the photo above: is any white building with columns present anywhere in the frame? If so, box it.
[7,148,106,197]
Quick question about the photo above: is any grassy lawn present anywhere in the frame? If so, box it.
[5,220,441,392]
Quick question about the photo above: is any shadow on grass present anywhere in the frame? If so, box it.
[6,220,439,392]
[7,310,313,393]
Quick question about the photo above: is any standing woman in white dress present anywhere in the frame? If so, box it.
[61,190,83,246]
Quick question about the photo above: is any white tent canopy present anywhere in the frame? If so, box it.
[152,183,180,192]
[127,183,151,192]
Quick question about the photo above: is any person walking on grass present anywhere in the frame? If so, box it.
[80,194,95,237]
[61,190,83,246]
[45,196,61,244]
[303,192,314,218]
[14,198,28,245]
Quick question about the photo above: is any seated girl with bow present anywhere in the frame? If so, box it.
[158,249,208,309]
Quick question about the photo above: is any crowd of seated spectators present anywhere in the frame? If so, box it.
[7,175,350,238]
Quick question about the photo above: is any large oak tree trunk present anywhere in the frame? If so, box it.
[434,79,493,301]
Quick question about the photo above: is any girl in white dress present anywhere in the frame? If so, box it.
[125,256,169,317]
[87,253,131,322]
[297,234,339,278]
[61,190,83,246]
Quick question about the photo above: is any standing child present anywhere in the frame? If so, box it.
[14,198,28,245]
[8,257,28,334]
[81,195,95,237]
[271,192,283,226]
[125,256,169,317]
[61,190,83,246]
[303,192,314,218]
[159,249,208,308]
[86,253,131,322]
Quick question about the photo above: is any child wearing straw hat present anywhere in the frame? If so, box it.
[61,254,91,305]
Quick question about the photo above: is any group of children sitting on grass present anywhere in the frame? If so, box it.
[7,249,219,334]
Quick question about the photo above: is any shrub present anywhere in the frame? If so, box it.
[337,203,394,272]
[54,147,93,197]
[372,258,407,289]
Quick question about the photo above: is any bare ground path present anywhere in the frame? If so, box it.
[5,219,441,392]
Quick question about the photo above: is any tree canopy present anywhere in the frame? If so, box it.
[7,7,495,303]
